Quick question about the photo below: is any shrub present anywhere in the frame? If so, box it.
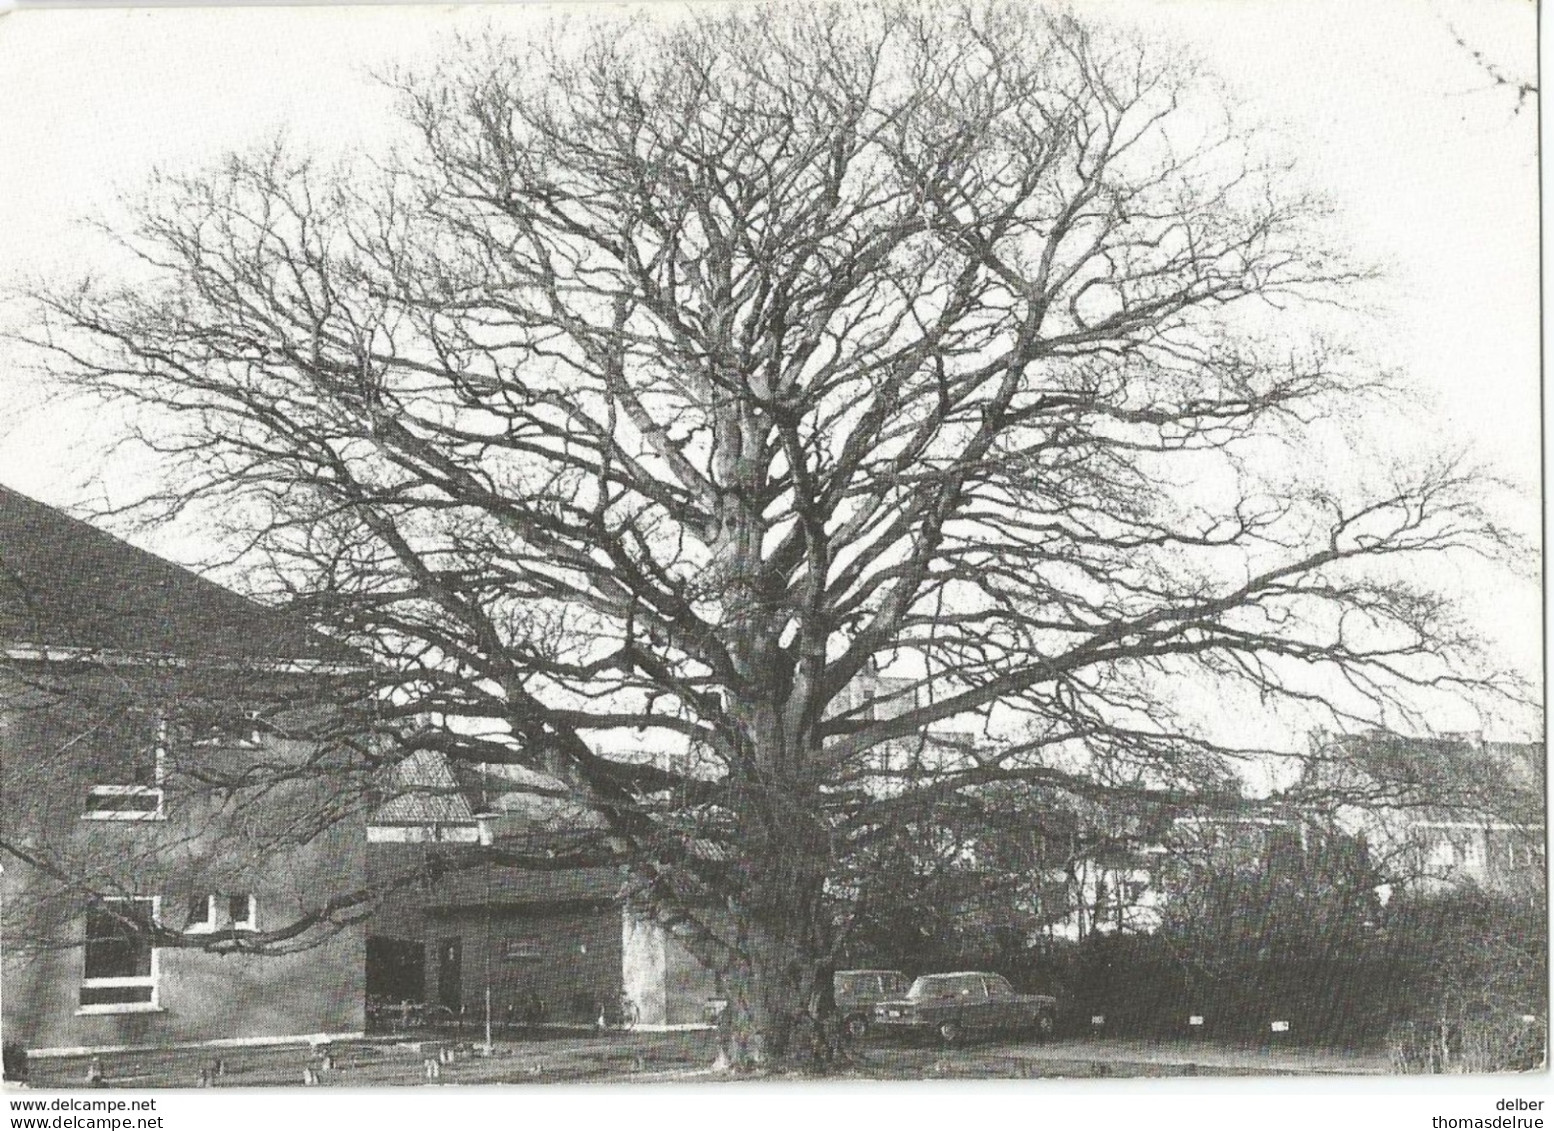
[1381,888,1547,1073]
[1045,887,1545,1063]
[1,1043,27,1083]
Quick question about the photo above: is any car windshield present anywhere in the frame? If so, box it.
[838,971,908,997]
[836,974,877,996]
[907,976,974,1001]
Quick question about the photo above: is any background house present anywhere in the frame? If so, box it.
[360,660,979,1030]
[1046,847,1167,942]
[0,485,368,1055]
[1044,723,1548,948]
[1305,730,1546,898]
[365,753,719,1029]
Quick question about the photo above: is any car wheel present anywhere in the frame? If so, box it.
[844,1015,869,1041]
[1034,1011,1056,1040]
[937,1020,963,1047]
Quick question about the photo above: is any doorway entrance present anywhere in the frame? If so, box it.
[366,935,427,1003]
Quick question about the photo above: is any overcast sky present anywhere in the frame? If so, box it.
[0,0,1540,725]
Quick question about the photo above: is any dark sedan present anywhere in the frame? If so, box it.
[702,969,911,1038]
[872,972,1058,1046]
[834,969,911,1038]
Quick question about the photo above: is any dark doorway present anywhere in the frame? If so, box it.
[366,935,426,1003]
[437,937,463,1013]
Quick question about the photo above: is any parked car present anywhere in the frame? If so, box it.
[871,971,1058,1046]
[834,969,911,1038]
[700,968,912,1038]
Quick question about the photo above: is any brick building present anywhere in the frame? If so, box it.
[364,754,719,1029]
[0,485,368,1056]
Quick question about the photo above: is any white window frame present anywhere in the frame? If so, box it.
[229,893,258,932]
[78,896,162,1016]
[185,893,257,932]
[190,708,267,750]
[185,894,217,934]
[81,720,167,822]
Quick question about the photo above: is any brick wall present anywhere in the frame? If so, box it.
[1,667,367,1053]
[416,903,623,1023]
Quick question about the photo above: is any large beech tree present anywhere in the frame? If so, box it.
[21,2,1517,1066]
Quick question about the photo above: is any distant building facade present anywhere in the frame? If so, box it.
[1307,729,1546,898]
[1043,803,1373,942]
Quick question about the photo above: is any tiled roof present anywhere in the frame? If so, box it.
[0,484,347,663]
[371,751,616,838]
[464,761,606,829]
[372,749,479,826]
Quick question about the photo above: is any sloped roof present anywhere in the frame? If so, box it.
[0,484,346,663]
[371,750,609,833]
[467,761,607,830]
[1317,730,1545,827]
[372,749,480,826]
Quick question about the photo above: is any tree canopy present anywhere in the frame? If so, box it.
[16,0,1522,1064]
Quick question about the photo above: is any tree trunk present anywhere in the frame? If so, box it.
[711,770,840,1072]
[715,917,841,1072]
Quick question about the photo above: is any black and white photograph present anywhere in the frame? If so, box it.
[0,0,1542,1115]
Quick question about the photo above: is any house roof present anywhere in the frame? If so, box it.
[369,748,606,832]
[1315,730,1545,827]
[0,484,347,663]
[463,761,607,829]
[372,749,480,827]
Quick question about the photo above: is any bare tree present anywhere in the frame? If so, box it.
[1436,2,1537,113]
[15,1,1522,1066]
